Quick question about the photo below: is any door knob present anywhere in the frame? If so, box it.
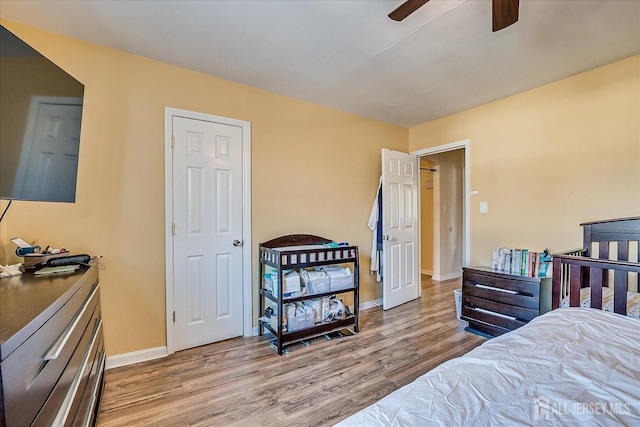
[233,240,243,247]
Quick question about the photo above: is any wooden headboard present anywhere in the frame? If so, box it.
[552,217,640,315]
[582,217,640,259]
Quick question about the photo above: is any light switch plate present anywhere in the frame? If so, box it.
[480,201,488,213]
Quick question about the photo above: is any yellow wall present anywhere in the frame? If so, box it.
[0,20,407,356]
[410,55,640,266]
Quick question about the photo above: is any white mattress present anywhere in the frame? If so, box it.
[337,308,640,426]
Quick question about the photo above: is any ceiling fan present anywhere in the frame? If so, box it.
[389,0,520,32]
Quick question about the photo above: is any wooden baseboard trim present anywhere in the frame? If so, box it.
[105,346,168,370]
[360,299,382,311]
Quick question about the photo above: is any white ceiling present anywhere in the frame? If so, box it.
[1,0,639,127]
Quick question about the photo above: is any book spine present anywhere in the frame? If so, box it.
[510,249,516,273]
[521,249,529,276]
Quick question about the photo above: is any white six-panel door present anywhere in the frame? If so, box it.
[382,148,420,310]
[172,115,244,351]
[15,97,82,202]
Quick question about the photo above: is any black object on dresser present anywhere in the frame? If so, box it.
[0,266,105,427]
[461,266,551,337]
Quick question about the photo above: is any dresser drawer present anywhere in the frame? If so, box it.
[71,336,105,427]
[462,267,552,337]
[460,306,514,336]
[1,282,99,427]
[463,292,540,321]
[32,305,102,427]
[463,270,541,310]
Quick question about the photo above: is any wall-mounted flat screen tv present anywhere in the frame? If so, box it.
[0,24,85,203]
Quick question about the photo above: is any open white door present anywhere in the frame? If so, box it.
[382,148,420,310]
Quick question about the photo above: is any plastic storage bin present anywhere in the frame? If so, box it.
[318,266,353,292]
[329,274,353,291]
[303,297,330,324]
[300,270,331,295]
[307,280,330,295]
[287,312,314,332]
[283,271,301,293]
[454,288,462,321]
[270,315,280,331]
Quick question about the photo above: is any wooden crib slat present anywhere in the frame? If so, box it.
[569,265,581,307]
[599,241,609,287]
[590,268,603,310]
[613,270,628,315]
[614,240,629,315]
[552,257,562,309]
[598,241,609,258]
[618,240,628,262]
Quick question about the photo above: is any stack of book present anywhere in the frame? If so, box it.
[491,247,551,277]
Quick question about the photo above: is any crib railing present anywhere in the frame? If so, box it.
[552,253,640,315]
[551,248,587,302]
[552,217,640,316]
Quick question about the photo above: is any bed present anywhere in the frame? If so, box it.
[337,217,640,426]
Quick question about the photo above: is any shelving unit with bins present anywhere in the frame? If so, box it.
[258,234,359,355]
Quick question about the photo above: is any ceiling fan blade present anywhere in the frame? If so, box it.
[493,0,519,31]
[388,0,430,21]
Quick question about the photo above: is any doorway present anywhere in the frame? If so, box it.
[413,140,470,280]
[419,159,435,276]
[164,108,252,354]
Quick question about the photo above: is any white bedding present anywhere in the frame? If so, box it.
[337,308,640,426]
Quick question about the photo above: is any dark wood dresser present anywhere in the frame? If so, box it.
[0,267,105,427]
[461,266,551,337]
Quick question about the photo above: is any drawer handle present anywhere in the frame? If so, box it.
[44,284,100,361]
[52,318,103,427]
[475,283,518,295]
[81,350,106,427]
[90,349,106,398]
[474,307,517,320]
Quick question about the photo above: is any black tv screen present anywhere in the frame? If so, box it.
[0,25,84,203]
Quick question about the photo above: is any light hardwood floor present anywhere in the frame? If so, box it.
[97,276,486,426]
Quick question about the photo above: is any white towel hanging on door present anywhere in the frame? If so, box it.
[368,177,383,281]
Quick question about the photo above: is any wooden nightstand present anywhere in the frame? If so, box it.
[461,266,551,337]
